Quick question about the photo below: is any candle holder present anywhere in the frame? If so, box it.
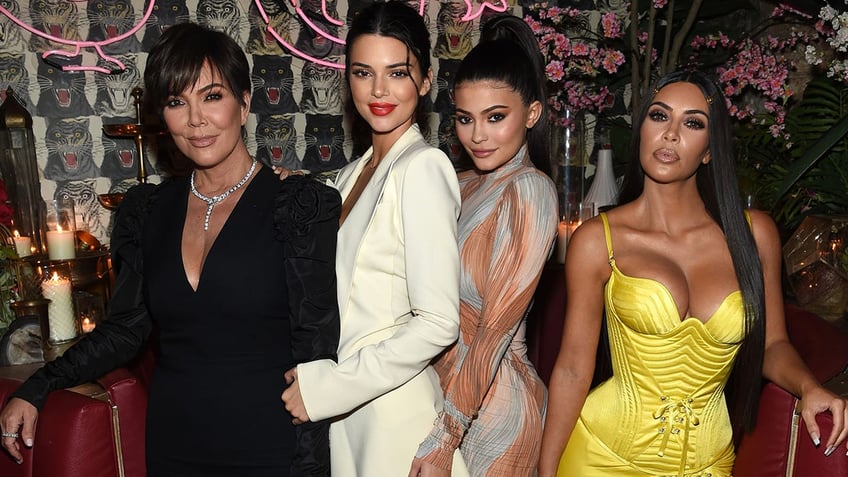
[37,261,79,345]
[45,197,77,260]
[74,290,105,334]
[554,201,595,264]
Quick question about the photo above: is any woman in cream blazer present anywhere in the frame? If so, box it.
[281,3,469,475]
[297,124,468,475]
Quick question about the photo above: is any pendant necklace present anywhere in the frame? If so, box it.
[190,158,257,231]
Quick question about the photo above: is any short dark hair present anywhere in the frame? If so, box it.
[143,22,251,117]
[344,1,432,155]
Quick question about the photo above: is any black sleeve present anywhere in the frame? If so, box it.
[273,175,341,477]
[11,184,157,409]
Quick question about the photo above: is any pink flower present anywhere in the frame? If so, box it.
[546,61,565,82]
[571,42,590,56]
[601,12,621,38]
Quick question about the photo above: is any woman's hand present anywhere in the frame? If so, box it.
[0,398,38,464]
[798,384,848,456]
[281,367,311,425]
[408,457,451,477]
[271,166,308,181]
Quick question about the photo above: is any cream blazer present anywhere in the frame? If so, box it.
[297,125,469,476]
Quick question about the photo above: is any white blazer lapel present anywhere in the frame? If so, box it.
[334,126,422,317]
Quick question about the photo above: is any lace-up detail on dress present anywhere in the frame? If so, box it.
[556,213,745,476]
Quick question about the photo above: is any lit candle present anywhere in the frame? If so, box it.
[41,271,77,343]
[46,225,76,260]
[81,317,96,333]
[12,230,32,258]
[556,220,583,264]
[556,220,569,264]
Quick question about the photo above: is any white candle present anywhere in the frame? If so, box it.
[12,230,32,258]
[41,271,77,343]
[46,227,76,260]
[556,221,569,264]
[556,220,583,264]
[81,317,96,333]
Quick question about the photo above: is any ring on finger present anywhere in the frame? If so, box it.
[1,432,19,439]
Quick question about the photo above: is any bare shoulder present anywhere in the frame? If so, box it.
[747,209,781,253]
[567,214,612,278]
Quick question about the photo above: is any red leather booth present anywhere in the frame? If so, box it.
[0,347,153,477]
[0,263,845,477]
[526,263,848,477]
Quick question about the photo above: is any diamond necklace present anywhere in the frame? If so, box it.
[190,158,257,231]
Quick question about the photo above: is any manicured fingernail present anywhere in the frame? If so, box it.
[812,434,821,446]
[25,438,32,447]
[825,445,836,456]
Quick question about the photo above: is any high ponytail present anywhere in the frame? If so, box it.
[455,15,550,176]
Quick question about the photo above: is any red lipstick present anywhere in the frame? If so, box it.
[369,102,396,116]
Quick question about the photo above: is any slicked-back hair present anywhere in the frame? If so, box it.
[344,1,432,155]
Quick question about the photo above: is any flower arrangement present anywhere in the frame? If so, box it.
[714,4,848,230]
[807,4,848,83]
[524,3,629,124]
[525,1,848,231]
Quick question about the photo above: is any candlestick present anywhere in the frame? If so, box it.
[12,230,32,258]
[46,227,76,260]
[41,271,77,343]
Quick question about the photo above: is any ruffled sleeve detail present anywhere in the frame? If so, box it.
[273,175,341,255]
[110,183,158,276]
[273,175,341,477]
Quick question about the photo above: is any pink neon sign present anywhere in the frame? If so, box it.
[0,0,509,73]
[0,0,155,74]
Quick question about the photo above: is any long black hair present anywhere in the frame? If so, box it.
[453,15,550,176]
[344,1,432,156]
[619,70,766,440]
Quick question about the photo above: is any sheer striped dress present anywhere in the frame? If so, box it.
[416,146,557,476]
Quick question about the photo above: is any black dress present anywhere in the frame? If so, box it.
[13,167,340,476]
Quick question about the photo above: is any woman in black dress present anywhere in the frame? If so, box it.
[0,23,340,476]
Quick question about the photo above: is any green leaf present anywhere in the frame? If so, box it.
[776,114,848,199]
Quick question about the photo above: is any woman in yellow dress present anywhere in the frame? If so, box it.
[538,70,848,476]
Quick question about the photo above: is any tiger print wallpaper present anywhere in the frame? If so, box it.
[0,0,524,245]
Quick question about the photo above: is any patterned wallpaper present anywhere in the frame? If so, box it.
[0,0,524,245]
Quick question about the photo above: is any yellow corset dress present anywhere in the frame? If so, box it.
[557,213,746,477]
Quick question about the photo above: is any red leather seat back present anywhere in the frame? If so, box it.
[98,368,148,477]
[0,379,34,477]
[0,361,150,477]
[31,389,119,477]
[783,304,848,382]
[794,411,848,476]
[526,264,566,385]
[734,306,848,477]
[733,382,795,476]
